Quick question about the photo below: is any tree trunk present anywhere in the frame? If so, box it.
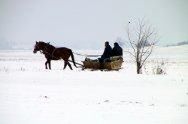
[136,61,142,74]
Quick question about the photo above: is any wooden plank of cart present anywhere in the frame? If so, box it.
[82,56,123,71]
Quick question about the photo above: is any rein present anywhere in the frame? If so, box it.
[73,52,101,57]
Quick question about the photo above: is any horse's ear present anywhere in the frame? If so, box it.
[36,41,38,44]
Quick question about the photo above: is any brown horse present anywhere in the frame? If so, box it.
[33,41,77,70]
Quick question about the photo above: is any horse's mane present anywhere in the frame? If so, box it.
[38,41,56,49]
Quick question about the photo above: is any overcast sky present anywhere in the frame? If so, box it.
[0,0,188,49]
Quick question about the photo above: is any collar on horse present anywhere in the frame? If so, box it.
[40,45,57,59]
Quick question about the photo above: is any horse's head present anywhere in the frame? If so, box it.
[33,41,55,54]
[33,41,42,53]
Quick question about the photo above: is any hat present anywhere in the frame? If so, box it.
[105,41,109,45]
[114,42,118,45]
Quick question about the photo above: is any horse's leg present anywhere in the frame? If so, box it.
[45,60,48,69]
[67,61,73,70]
[63,61,68,70]
[48,60,51,70]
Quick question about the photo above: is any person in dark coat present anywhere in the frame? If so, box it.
[112,42,123,56]
[99,41,112,63]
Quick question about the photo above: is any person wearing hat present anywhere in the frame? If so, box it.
[99,41,112,63]
[112,42,123,56]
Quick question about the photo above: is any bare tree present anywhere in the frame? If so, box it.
[126,19,158,74]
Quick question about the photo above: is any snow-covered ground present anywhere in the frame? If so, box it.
[0,45,188,124]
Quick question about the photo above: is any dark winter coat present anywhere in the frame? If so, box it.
[112,44,123,56]
[101,45,112,59]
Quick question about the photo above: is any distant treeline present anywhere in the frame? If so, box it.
[166,41,188,47]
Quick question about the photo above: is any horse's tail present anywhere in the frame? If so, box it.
[70,50,77,68]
